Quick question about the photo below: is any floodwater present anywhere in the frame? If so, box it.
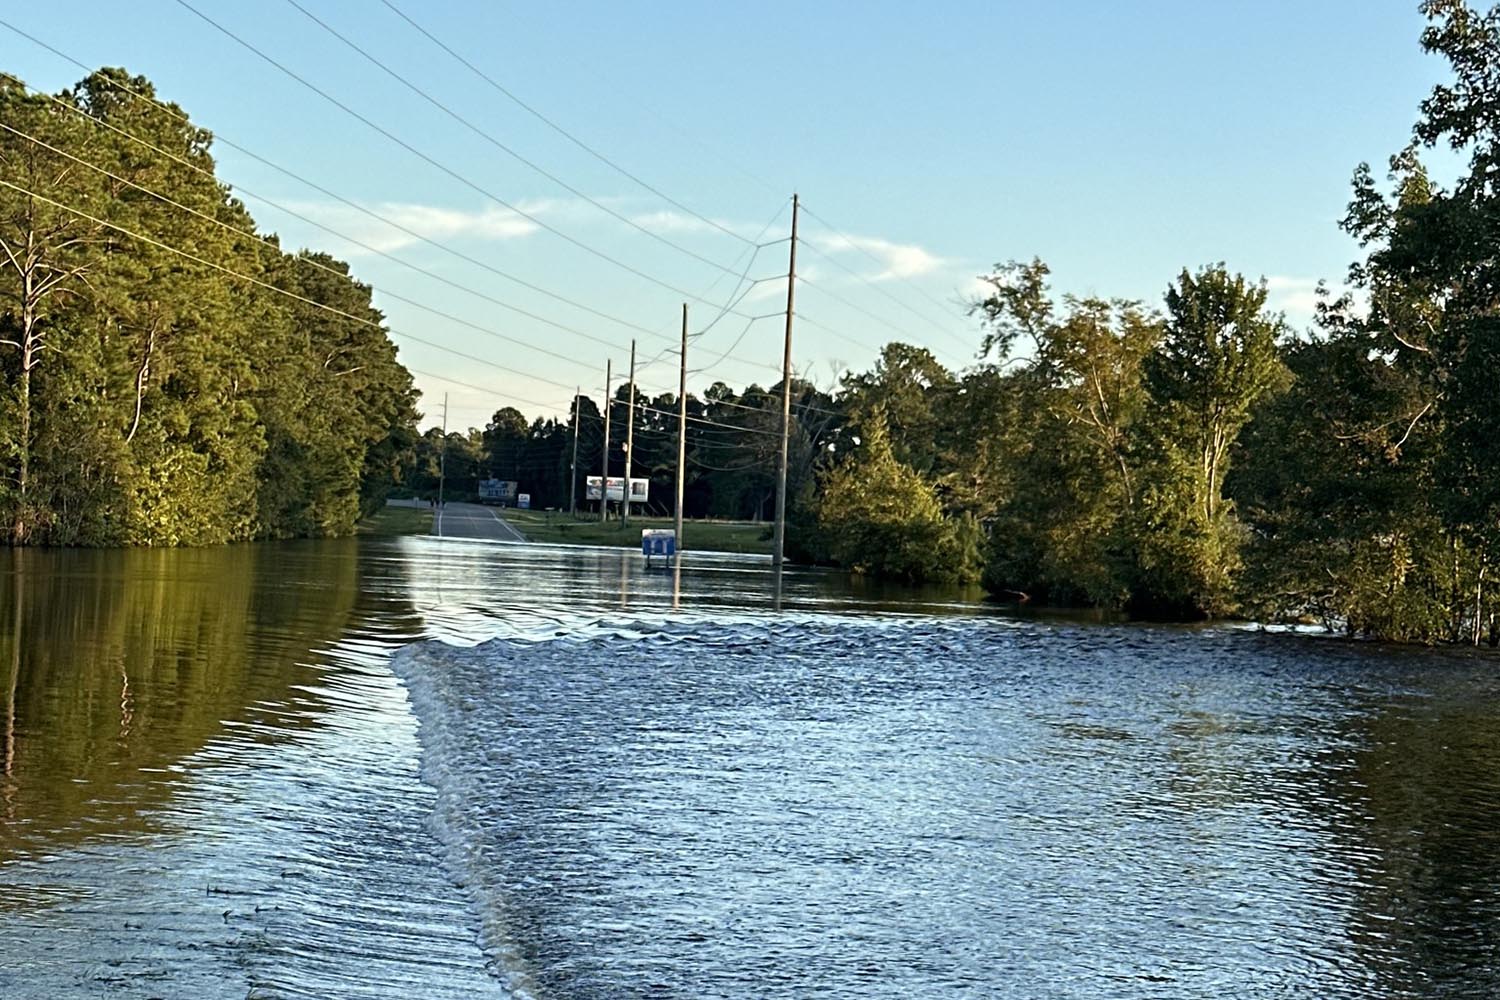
[3,538,1500,997]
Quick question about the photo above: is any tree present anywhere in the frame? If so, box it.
[815,409,980,583]
[840,343,952,474]
[0,74,106,541]
[1132,266,1287,615]
[483,407,528,481]
[970,262,1161,605]
[1,67,418,546]
[1147,266,1286,525]
[1229,1,1500,643]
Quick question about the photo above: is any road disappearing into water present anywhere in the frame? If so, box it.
[433,501,527,543]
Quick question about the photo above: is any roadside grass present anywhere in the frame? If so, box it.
[358,504,433,536]
[502,509,771,555]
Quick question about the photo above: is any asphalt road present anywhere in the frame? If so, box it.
[432,501,528,543]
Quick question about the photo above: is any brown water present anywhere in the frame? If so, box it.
[3,537,1500,997]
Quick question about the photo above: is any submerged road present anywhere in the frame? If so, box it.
[433,501,528,543]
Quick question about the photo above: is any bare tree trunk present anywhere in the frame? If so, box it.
[125,319,157,444]
[15,292,35,543]
[1474,559,1485,648]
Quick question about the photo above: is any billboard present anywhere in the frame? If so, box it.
[585,476,650,503]
[478,479,517,504]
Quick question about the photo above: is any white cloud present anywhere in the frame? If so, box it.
[742,277,791,305]
[1264,275,1337,329]
[961,273,997,302]
[808,232,946,282]
[627,209,734,236]
[277,199,540,255]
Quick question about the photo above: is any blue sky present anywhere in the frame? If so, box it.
[3,1,1446,428]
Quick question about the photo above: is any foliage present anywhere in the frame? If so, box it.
[1228,0,1500,644]
[967,260,1286,616]
[0,68,416,546]
[11,4,1500,649]
[815,411,981,584]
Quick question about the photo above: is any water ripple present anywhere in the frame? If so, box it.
[397,615,1500,999]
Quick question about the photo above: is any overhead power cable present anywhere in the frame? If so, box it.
[1,175,786,440]
[0,52,788,381]
[0,39,675,345]
[0,179,593,392]
[283,0,753,279]
[796,274,968,366]
[799,200,974,331]
[378,0,756,248]
[0,117,693,365]
[0,126,664,376]
[170,0,764,314]
[626,198,794,388]
[407,368,573,416]
[9,17,977,386]
[795,224,975,358]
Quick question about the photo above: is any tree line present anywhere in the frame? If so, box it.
[400,377,840,523]
[0,68,417,545]
[836,0,1500,642]
[7,3,1498,644]
[414,2,1500,643]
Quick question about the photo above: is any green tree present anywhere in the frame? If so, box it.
[482,407,528,483]
[970,262,1160,605]
[840,343,952,474]
[1232,1,1500,643]
[1133,265,1287,615]
[0,74,107,541]
[815,409,980,583]
[1,67,417,546]
[1147,266,1286,526]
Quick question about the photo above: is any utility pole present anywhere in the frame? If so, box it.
[772,194,799,572]
[623,339,637,529]
[569,386,580,517]
[600,359,612,522]
[437,392,448,537]
[675,304,688,552]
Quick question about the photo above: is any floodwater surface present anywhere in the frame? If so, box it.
[3,536,1500,998]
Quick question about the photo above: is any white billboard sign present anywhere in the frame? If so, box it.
[585,476,649,503]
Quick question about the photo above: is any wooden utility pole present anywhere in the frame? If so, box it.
[772,194,799,572]
[623,339,637,528]
[437,392,448,537]
[600,359,612,522]
[569,386,580,517]
[675,304,688,552]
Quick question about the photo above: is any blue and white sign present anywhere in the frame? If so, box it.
[641,529,676,558]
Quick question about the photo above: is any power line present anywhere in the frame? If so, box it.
[797,273,968,365]
[799,199,974,332]
[407,368,572,416]
[0,177,603,394]
[0,55,792,384]
[0,117,682,368]
[284,0,753,278]
[6,17,979,386]
[490,4,786,202]
[4,172,794,445]
[379,0,758,249]
[601,394,784,440]
[0,38,674,345]
[791,309,887,356]
[169,0,764,314]
[688,455,773,474]
[796,223,975,357]
[2,43,876,434]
